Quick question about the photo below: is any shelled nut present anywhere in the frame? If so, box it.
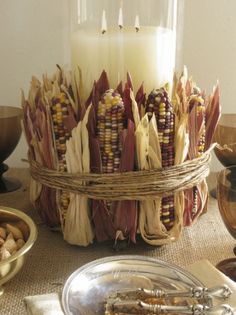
[0,221,27,262]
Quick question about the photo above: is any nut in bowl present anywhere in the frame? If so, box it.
[0,206,37,296]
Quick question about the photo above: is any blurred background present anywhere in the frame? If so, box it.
[0,0,235,171]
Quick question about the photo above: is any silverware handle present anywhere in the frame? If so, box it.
[118,284,233,300]
[155,303,234,315]
[164,284,233,300]
[108,300,235,315]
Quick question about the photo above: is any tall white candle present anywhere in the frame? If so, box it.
[71,26,176,98]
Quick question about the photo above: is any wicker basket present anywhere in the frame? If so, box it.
[22,68,220,247]
[28,147,212,246]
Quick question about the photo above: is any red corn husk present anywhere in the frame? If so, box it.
[35,186,59,227]
[87,104,116,241]
[113,119,137,243]
[116,81,123,97]
[114,77,137,243]
[135,83,146,116]
[22,98,60,227]
[62,104,78,133]
[123,74,135,123]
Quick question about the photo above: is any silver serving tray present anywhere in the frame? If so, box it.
[62,255,204,315]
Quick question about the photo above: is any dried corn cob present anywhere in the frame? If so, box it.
[146,87,175,230]
[50,92,73,219]
[97,89,125,174]
[92,88,128,242]
[97,89,124,215]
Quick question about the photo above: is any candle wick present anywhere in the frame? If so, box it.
[118,7,123,30]
[135,15,140,32]
[77,0,81,24]
[101,9,107,34]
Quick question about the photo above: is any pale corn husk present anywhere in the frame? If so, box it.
[193,179,208,221]
[22,87,43,207]
[136,115,171,244]
[139,199,165,241]
[27,76,41,109]
[135,115,149,170]
[148,115,162,169]
[140,104,146,119]
[63,106,94,246]
[74,66,85,109]
[42,73,53,92]
[81,105,91,174]
[130,90,140,129]
[174,114,189,165]
[20,112,42,204]
[170,113,190,236]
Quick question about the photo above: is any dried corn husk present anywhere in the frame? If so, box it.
[113,119,137,243]
[137,114,167,243]
[63,105,94,246]
[205,83,221,150]
[135,83,146,118]
[22,66,86,227]
[136,113,185,245]
[173,68,220,227]
[22,81,59,226]
[174,114,189,165]
[171,112,190,238]
[148,115,162,169]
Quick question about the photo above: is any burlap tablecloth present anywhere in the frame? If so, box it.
[0,168,235,315]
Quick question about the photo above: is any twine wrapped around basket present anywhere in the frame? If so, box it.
[22,66,221,247]
[29,148,212,201]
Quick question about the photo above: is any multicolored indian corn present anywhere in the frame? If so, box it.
[97,89,125,174]
[50,92,73,219]
[146,87,175,229]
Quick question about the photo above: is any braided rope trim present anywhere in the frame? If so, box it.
[29,149,212,201]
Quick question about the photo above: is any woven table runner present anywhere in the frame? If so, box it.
[0,169,234,315]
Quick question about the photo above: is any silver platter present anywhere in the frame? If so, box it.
[62,255,203,315]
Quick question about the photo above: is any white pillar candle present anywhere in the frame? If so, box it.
[71,26,176,98]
